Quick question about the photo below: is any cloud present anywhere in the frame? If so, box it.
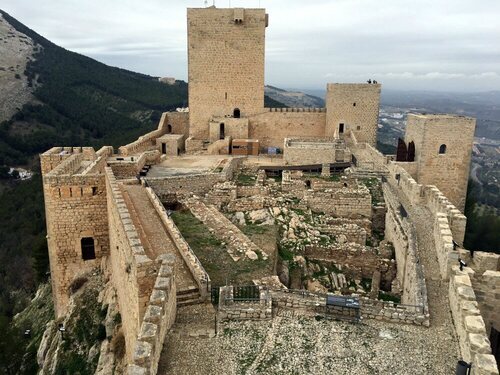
[2,0,500,91]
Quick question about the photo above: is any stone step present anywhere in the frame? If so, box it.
[177,286,199,295]
[177,296,203,306]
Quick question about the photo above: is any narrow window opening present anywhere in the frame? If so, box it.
[219,123,225,140]
[81,237,96,260]
[162,143,167,154]
[339,123,345,134]
[357,126,361,130]
[92,187,98,196]
[353,102,356,107]
[167,124,172,133]
[225,92,228,100]
[305,180,311,189]
[439,144,447,154]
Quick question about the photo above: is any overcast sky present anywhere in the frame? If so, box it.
[2,0,500,92]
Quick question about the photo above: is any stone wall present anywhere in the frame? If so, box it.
[386,162,467,279]
[283,137,350,165]
[217,286,272,321]
[248,111,326,149]
[144,157,240,198]
[42,152,109,317]
[105,168,159,362]
[128,256,177,375]
[449,266,499,375]
[318,223,367,245]
[209,118,249,142]
[108,151,160,179]
[187,8,266,139]
[119,112,189,156]
[325,83,381,146]
[405,114,476,212]
[304,243,396,284]
[304,186,372,218]
[383,183,429,309]
[144,187,211,298]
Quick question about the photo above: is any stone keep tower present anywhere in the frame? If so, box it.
[404,114,476,212]
[187,7,268,140]
[325,83,381,147]
[40,147,109,317]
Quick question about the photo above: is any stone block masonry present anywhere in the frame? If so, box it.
[105,167,159,362]
[144,187,211,298]
[405,114,476,212]
[41,149,110,317]
[188,7,267,140]
[217,286,272,322]
[449,266,499,375]
[129,255,177,375]
[325,83,381,146]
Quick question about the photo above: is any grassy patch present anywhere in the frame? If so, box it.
[237,174,256,186]
[378,291,401,303]
[171,210,273,285]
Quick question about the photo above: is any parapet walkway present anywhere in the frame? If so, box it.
[122,184,200,304]
[183,198,268,261]
[386,182,459,356]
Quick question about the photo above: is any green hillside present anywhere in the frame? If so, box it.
[0,8,286,336]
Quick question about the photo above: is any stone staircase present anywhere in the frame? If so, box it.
[183,197,268,261]
[177,285,202,306]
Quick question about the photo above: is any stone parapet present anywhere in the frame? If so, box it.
[105,167,158,362]
[449,266,499,375]
[144,187,211,298]
[128,255,177,375]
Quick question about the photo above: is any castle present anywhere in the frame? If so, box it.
[39,6,499,375]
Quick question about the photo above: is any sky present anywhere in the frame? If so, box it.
[2,0,500,92]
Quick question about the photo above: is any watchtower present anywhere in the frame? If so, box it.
[325,83,381,147]
[404,114,476,212]
[40,147,110,317]
[187,7,268,140]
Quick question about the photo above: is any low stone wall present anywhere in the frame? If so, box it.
[304,187,372,218]
[360,297,429,326]
[144,187,211,298]
[304,243,396,284]
[128,256,177,375]
[449,266,499,375]
[383,183,429,309]
[108,151,160,179]
[319,223,367,245]
[227,196,265,212]
[218,286,272,321]
[145,158,240,198]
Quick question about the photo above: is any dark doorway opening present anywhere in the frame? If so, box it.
[233,108,241,118]
[177,148,180,156]
[490,327,500,369]
[305,180,311,189]
[339,123,345,134]
[167,124,172,133]
[439,144,447,154]
[407,141,415,162]
[220,123,225,140]
[162,143,167,154]
[81,237,96,260]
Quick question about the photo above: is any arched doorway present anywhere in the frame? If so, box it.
[233,108,241,118]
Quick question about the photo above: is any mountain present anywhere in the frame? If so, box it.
[0,8,287,352]
[265,85,325,108]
